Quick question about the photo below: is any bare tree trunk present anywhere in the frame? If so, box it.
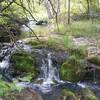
[86,0,90,14]
[44,0,60,19]
[68,0,70,24]
[96,0,99,6]
[57,0,60,14]
[44,0,53,19]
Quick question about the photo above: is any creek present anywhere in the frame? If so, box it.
[0,41,100,100]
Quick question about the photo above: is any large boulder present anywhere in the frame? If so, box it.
[60,55,87,82]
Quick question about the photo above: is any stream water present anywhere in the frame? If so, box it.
[0,41,100,99]
[0,19,100,99]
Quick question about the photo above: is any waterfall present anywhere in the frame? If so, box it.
[0,46,11,69]
[31,52,64,93]
[41,53,58,84]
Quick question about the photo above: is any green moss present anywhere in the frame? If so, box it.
[11,52,38,78]
[27,40,46,48]
[68,48,87,59]
[61,89,77,100]
[27,39,67,51]
[60,55,86,82]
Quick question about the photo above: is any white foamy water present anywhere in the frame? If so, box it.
[0,60,9,68]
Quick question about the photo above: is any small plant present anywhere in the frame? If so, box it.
[0,78,23,96]
[81,88,98,100]
[61,89,77,100]
[63,35,72,48]
[18,73,33,82]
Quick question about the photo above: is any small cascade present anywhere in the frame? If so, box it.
[41,53,59,84]
[0,55,10,69]
[31,52,64,93]
[0,45,11,69]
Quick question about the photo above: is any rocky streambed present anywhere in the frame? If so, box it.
[0,40,100,100]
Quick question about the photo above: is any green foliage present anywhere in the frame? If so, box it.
[18,73,33,82]
[11,52,38,78]
[55,20,100,37]
[0,79,11,96]
[63,35,72,48]
[0,77,23,96]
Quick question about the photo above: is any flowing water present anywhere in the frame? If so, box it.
[0,41,100,99]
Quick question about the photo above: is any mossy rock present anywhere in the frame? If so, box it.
[11,52,38,78]
[88,56,100,66]
[27,40,46,49]
[81,88,98,100]
[27,40,67,51]
[61,89,77,100]
[60,55,86,82]
[68,48,87,59]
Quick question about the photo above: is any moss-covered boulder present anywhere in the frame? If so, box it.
[11,52,39,78]
[60,55,86,82]
[80,88,98,100]
[61,89,77,100]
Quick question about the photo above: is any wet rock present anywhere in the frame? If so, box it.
[32,48,68,68]
[72,37,89,46]
[51,51,68,65]
[87,56,100,79]
[80,88,98,100]
[36,20,47,25]
[87,46,100,57]
[87,56,100,66]
[2,88,43,100]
